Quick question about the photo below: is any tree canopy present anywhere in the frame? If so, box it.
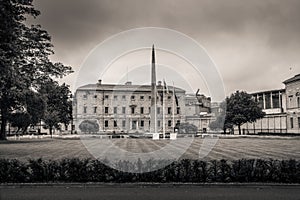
[0,0,72,139]
[178,122,198,134]
[39,81,72,136]
[210,91,265,135]
[8,90,45,134]
[79,120,100,134]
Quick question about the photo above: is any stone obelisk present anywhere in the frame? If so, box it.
[150,45,157,133]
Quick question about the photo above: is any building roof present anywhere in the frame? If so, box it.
[76,83,186,93]
[283,74,300,84]
[250,88,285,95]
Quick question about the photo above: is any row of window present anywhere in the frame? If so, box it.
[104,119,175,129]
[254,93,282,109]
[83,106,180,115]
[83,94,174,101]
[290,117,300,129]
[255,93,300,109]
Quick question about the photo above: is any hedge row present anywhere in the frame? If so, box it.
[0,158,299,183]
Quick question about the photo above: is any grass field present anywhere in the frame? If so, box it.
[0,136,300,162]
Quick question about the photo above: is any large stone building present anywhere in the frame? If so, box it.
[284,74,300,133]
[73,81,212,134]
[237,89,287,134]
[184,93,213,133]
[73,80,187,133]
[238,74,300,134]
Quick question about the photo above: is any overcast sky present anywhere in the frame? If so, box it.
[31,0,300,99]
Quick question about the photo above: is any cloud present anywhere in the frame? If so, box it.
[31,0,300,97]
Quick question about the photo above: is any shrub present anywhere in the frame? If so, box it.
[0,159,29,183]
[79,120,99,133]
[231,159,255,182]
[278,159,298,183]
[218,159,231,182]
[28,158,48,182]
[0,158,299,183]
[58,158,92,182]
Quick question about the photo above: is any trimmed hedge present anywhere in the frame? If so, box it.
[0,158,299,183]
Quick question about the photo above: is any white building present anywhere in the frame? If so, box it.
[73,80,187,134]
[237,74,300,134]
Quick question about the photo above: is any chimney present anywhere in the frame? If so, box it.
[98,79,102,85]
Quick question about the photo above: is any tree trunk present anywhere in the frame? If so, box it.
[16,127,21,134]
[22,126,27,135]
[0,108,8,140]
[238,124,241,135]
[49,127,53,138]
[0,119,7,140]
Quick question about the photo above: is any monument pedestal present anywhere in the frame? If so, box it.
[152,133,160,140]
[170,133,177,140]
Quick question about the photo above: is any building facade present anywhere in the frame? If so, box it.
[74,74,300,135]
[237,74,300,134]
[284,74,300,133]
[73,80,213,134]
[184,94,212,133]
[73,80,189,134]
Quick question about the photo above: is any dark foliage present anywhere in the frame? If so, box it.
[178,123,198,134]
[0,158,299,183]
[0,0,72,140]
[209,91,265,135]
[79,120,100,134]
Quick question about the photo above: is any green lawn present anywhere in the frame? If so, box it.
[0,137,299,161]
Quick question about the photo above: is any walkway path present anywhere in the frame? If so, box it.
[1,184,299,200]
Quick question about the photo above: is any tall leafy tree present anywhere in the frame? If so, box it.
[25,91,46,126]
[8,112,31,134]
[39,80,72,136]
[0,0,72,139]
[226,91,265,135]
[8,91,45,134]
[210,91,265,134]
